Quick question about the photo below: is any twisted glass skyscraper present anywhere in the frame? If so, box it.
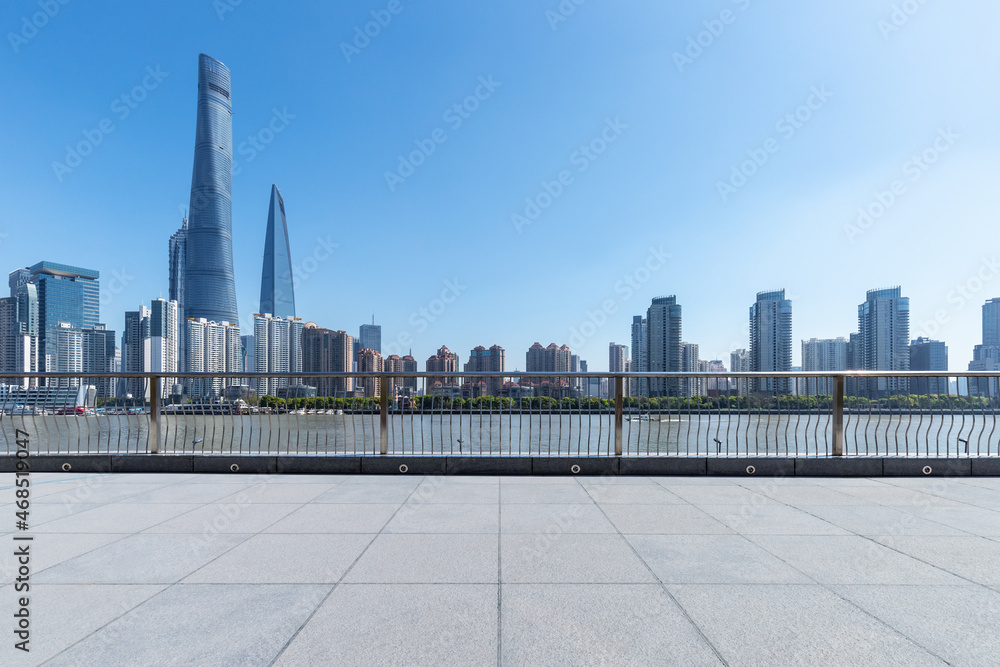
[184,54,238,325]
[259,184,295,318]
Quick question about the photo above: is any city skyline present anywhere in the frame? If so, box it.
[4,3,999,372]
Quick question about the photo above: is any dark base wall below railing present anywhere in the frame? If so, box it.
[3,455,999,477]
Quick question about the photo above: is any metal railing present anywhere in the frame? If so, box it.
[1,372,998,458]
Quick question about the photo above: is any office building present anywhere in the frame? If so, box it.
[749,290,793,394]
[27,262,98,381]
[259,184,295,319]
[82,324,116,398]
[121,306,151,399]
[169,216,188,368]
[857,287,910,395]
[909,337,948,394]
[184,54,238,326]
[302,324,353,397]
[464,345,505,396]
[253,313,304,397]
[969,299,1000,396]
[647,296,682,397]
[359,320,381,354]
[801,337,848,395]
[730,348,750,395]
[357,348,384,398]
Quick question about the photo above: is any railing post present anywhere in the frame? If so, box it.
[614,375,623,457]
[832,374,844,456]
[379,375,388,455]
[149,376,160,455]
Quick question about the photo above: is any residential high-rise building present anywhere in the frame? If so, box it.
[680,342,702,396]
[359,320,381,354]
[259,184,295,319]
[857,287,910,395]
[384,355,405,394]
[524,343,571,373]
[149,299,179,375]
[121,306,150,398]
[186,318,241,399]
[240,334,254,379]
[82,324,116,398]
[801,337,848,395]
[984,298,1000,347]
[426,345,460,390]
[705,360,728,395]
[357,348,384,398]
[302,324,354,397]
[184,54,238,326]
[909,337,948,395]
[609,343,628,374]
[464,345,505,396]
[730,348,750,395]
[647,296,682,397]
[0,297,15,378]
[749,290,792,394]
[402,354,418,393]
[253,313,304,397]
[169,216,188,368]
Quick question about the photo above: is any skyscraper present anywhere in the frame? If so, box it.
[909,337,948,394]
[184,54,238,326]
[149,299,179,375]
[169,217,188,367]
[259,184,295,318]
[121,306,150,399]
[357,348,384,398]
[982,298,1000,347]
[749,290,793,394]
[680,342,701,396]
[969,298,1000,396]
[186,318,241,399]
[253,313,304,397]
[302,324,353,397]
[359,320,381,354]
[426,345,459,389]
[630,316,647,397]
[29,262,99,381]
[647,296,682,397]
[608,343,628,373]
[857,287,910,395]
[801,337,848,395]
[730,348,750,395]
[82,324,116,398]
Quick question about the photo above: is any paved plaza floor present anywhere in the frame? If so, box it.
[2,471,1000,665]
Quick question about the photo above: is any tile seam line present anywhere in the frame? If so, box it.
[268,475,429,665]
[574,476,732,667]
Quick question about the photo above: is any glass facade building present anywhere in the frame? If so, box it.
[184,54,239,326]
[29,262,99,375]
[259,184,296,318]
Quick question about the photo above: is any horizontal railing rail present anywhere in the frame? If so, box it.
[1,372,997,459]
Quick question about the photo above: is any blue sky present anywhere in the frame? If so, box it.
[2,0,998,371]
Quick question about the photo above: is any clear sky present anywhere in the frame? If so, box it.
[2,0,998,371]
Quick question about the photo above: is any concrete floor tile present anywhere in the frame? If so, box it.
[47,584,330,666]
[870,535,1000,585]
[501,484,592,504]
[313,484,417,504]
[500,503,616,534]
[603,504,733,535]
[217,482,337,504]
[670,584,945,666]
[385,502,498,533]
[264,503,398,533]
[276,584,497,666]
[144,502,301,534]
[701,503,849,535]
[409,481,499,504]
[628,535,812,584]
[0,583,167,664]
[664,485,771,506]
[831,584,1000,665]
[184,533,374,583]
[502,534,657,583]
[756,484,871,505]
[34,532,251,584]
[897,506,1000,535]
[803,504,968,536]
[33,503,202,533]
[502,584,721,666]
[345,534,498,583]
[0,533,128,583]
[749,535,965,585]
[582,483,685,504]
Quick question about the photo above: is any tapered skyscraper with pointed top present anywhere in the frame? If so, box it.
[184,53,238,325]
[258,184,295,318]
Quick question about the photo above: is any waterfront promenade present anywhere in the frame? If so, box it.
[3,472,999,665]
